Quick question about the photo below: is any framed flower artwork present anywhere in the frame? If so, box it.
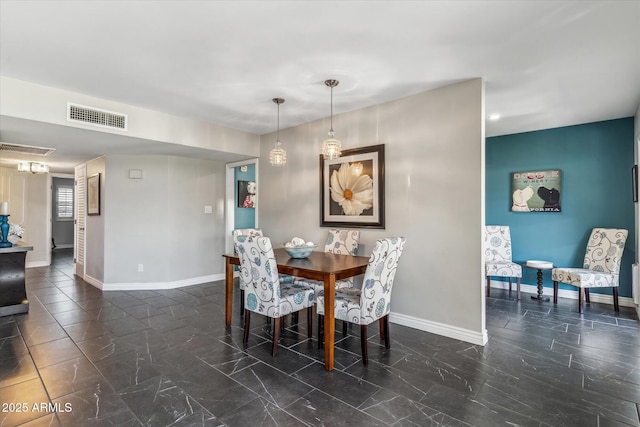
[320,144,385,229]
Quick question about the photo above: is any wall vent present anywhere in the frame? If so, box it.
[0,142,55,156]
[67,102,128,131]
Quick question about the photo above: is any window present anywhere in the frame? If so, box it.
[56,185,73,221]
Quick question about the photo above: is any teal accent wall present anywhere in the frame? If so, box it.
[486,118,635,297]
[234,164,255,229]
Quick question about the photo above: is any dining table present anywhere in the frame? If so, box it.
[223,248,370,371]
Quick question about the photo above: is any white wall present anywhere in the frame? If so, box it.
[258,79,486,344]
[0,166,49,267]
[86,154,227,290]
[166,156,226,282]
[0,76,260,156]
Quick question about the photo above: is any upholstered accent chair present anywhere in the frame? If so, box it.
[298,229,360,292]
[232,228,264,316]
[294,229,360,334]
[316,237,406,366]
[485,225,522,299]
[234,235,315,356]
[552,228,628,313]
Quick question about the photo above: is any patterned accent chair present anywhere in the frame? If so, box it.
[552,228,628,313]
[232,228,263,317]
[297,229,360,292]
[485,226,522,300]
[234,235,315,356]
[294,229,360,334]
[316,237,406,366]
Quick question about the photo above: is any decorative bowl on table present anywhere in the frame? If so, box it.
[282,243,318,259]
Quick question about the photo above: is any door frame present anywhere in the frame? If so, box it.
[225,158,259,254]
[48,172,74,267]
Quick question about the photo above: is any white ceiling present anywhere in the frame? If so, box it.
[1,1,639,173]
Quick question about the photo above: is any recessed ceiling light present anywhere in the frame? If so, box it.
[488,114,501,121]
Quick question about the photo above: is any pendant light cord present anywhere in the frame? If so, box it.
[330,85,334,133]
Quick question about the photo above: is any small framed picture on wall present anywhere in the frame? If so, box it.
[238,180,256,208]
[87,173,101,215]
[632,165,638,203]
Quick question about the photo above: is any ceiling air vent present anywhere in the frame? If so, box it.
[0,142,55,156]
[67,102,128,131]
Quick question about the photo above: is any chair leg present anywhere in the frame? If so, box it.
[613,287,620,312]
[508,277,512,295]
[360,324,368,366]
[578,288,583,313]
[240,290,245,317]
[486,276,491,297]
[516,277,521,301]
[383,315,390,349]
[243,309,251,344]
[585,289,590,304]
[307,308,313,339]
[553,281,558,304]
[317,314,324,349]
[343,321,348,337]
[272,317,281,357]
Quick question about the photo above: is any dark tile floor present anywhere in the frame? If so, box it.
[1,248,639,426]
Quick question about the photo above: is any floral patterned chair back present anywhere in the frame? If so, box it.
[357,237,406,324]
[232,228,263,244]
[234,234,315,356]
[235,234,313,318]
[551,228,628,313]
[484,225,522,299]
[582,228,627,274]
[324,229,360,256]
[484,226,514,263]
[315,236,406,366]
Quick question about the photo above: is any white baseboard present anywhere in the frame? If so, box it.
[489,279,635,307]
[96,273,225,291]
[390,312,488,346]
[26,261,50,268]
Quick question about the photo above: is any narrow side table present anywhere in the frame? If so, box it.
[526,260,553,302]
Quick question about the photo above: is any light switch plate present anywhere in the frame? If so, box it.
[129,169,143,179]
[204,205,213,214]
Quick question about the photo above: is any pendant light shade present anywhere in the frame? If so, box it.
[269,98,287,167]
[321,79,342,160]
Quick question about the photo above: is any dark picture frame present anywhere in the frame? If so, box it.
[237,180,256,208]
[510,169,562,213]
[320,144,385,229]
[633,165,638,203]
[87,173,101,216]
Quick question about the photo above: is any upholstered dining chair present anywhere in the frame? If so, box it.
[317,236,406,366]
[552,228,628,313]
[234,235,315,356]
[297,229,360,291]
[232,228,263,316]
[294,229,360,334]
[485,225,522,300]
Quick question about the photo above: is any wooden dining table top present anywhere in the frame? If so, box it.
[223,248,370,280]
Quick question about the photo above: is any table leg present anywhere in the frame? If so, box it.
[225,259,234,326]
[531,268,550,302]
[323,274,336,371]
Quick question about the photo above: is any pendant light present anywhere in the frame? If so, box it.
[269,98,287,167]
[321,79,342,159]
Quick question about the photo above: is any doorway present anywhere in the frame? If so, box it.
[225,158,259,254]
